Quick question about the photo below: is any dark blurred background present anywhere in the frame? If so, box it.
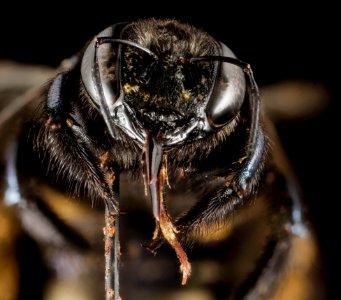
[0,3,339,299]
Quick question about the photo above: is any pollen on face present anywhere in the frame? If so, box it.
[123,83,140,94]
[181,90,191,100]
[197,94,204,101]
[142,92,151,102]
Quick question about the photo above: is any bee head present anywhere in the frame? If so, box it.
[81,19,246,147]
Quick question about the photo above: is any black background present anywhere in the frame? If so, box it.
[1,3,339,298]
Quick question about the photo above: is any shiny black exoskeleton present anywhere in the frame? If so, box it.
[1,19,323,300]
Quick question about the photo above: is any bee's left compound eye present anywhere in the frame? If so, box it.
[81,23,128,109]
[205,43,246,128]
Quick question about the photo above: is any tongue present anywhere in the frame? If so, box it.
[144,132,191,285]
[145,134,163,221]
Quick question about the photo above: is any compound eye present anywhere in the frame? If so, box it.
[81,23,128,108]
[206,42,246,128]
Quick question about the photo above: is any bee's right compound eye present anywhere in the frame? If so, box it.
[80,23,128,109]
[205,43,246,128]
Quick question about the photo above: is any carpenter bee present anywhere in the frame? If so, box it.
[0,19,325,300]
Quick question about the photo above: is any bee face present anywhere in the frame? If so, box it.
[120,20,217,121]
[81,19,246,146]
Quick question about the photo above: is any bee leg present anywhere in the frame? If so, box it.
[58,122,121,299]
[41,69,119,211]
[176,128,266,245]
[45,117,121,299]
[3,137,91,249]
[13,69,121,297]
[229,127,266,195]
[103,184,121,300]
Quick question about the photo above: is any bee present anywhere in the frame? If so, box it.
[0,19,325,299]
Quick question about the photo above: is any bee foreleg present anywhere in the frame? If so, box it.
[176,128,266,246]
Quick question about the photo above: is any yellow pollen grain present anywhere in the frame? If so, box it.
[123,83,139,94]
[181,90,191,100]
[66,118,74,128]
[197,94,204,101]
[142,92,151,101]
